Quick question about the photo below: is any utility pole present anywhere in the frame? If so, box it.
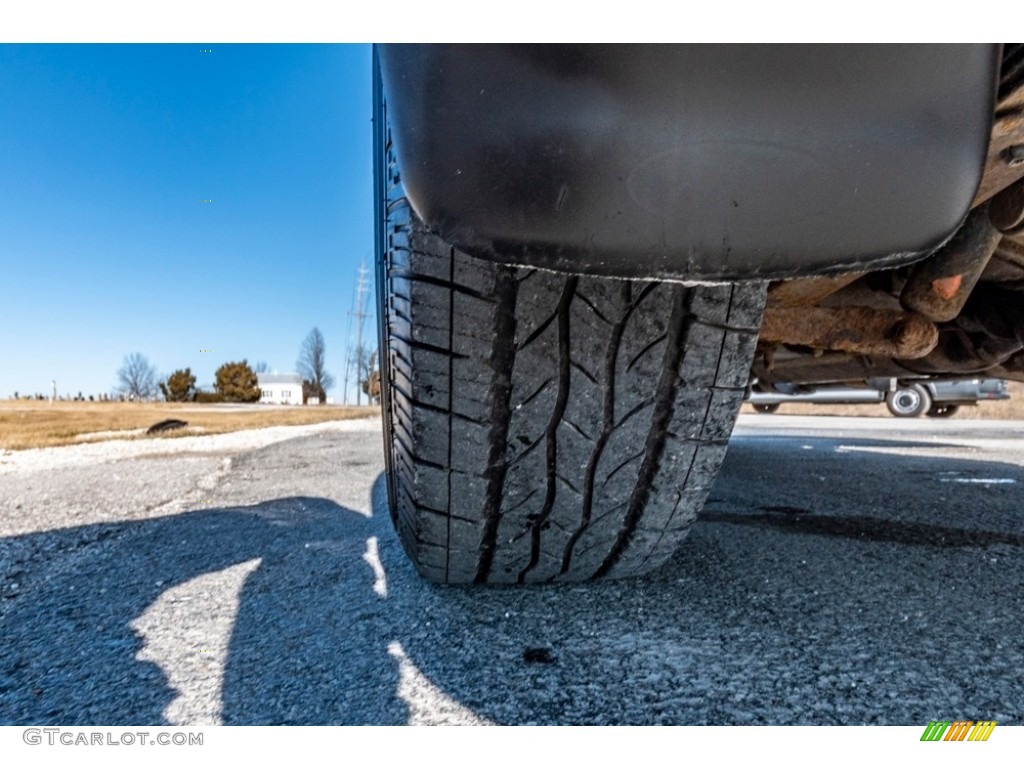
[352,259,371,406]
[342,277,356,406]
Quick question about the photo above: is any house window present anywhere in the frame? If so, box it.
[282,390,290,399]
[261,389,272,398]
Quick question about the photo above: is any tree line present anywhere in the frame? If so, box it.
[113,327,374,404]
[118,354,262,403]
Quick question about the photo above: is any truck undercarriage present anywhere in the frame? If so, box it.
[756,44,1024,390]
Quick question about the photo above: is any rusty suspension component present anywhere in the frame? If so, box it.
[894,47,1024,321]
[758,281,1024,385]
[990,177,1024,236]
[759,306,938,359]
[899,205,1002,323]
[765,272,865,308]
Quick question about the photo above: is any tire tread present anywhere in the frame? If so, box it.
[379,125,766,584]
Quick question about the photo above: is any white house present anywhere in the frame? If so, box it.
[257,373,303,405]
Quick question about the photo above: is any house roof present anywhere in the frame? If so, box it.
[257,373,302,385]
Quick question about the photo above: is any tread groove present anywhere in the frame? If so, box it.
[637,286,736,570]
[692,316,762,334]
[560,281,632,576]
[561,417,594,442]
[389,332,470,360]
[390,269,498,303]
[503,488,540,516]
[570,359,599,385]
[601,450,646,487]
[626,333,668,373]
[517,310,559,352]
[575,291,614,325]
[517,378,554,410]
[594,285,692,578]
[613,397,656,430]
[518,276,578,583]
[445,246,455,581]
[557,472,582,495]
[506,431,546,469]
[392,430,446,472]
[473,266,520,583]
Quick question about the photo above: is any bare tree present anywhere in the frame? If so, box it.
[253,361,270,373]
[360,348,381,405]
[116,353,158,401]
[297,327,335,404]
[355,347,379,405]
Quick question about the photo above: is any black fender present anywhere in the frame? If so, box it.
[379,44,999,281]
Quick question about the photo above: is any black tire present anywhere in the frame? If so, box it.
[885,384,932,418]
[752,403,780,414]
[927,404,960,418]
[375,80,766,584]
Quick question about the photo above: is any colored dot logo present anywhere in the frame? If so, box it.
[201,49,212,53]
[200,199,213,203]
[200,348,212,352]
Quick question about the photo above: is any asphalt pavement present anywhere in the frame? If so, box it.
[1,414,1022,725]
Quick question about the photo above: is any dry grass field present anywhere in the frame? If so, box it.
[3,380,1020,452]
[0,401,378,451]
[741,380,1024,420]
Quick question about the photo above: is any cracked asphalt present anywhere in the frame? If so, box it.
[1,414,1022,725]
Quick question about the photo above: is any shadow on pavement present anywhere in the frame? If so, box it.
[1,431,1022,725]
[0,498,406,725]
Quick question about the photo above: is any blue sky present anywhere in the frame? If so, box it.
[0,44,374,402]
